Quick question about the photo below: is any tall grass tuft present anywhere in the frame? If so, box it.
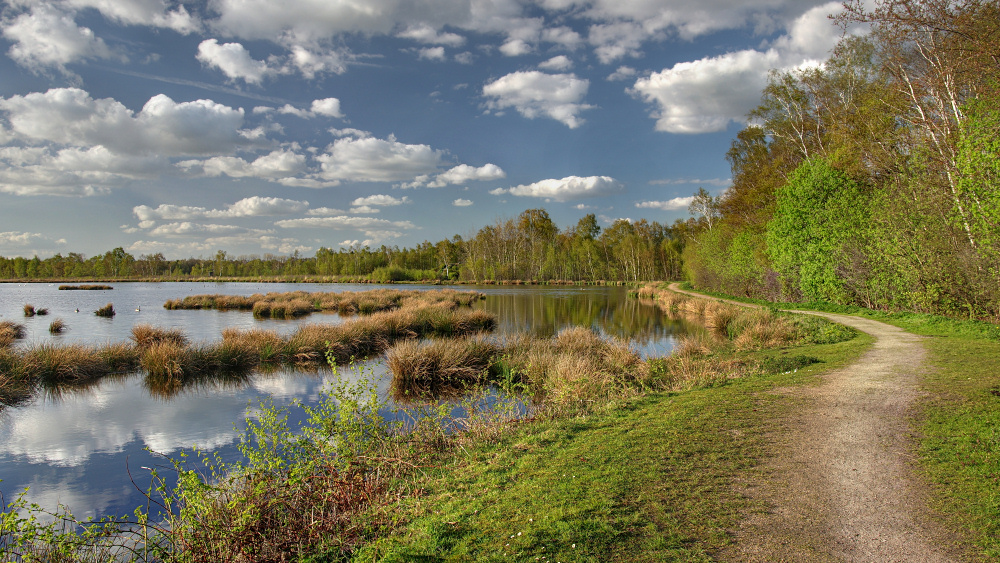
[0,321,26,347]
[21,344,112,382]
[94,303,115,317]
[131,324,188,348]
[48,319,66,334]
[23,304,35,317]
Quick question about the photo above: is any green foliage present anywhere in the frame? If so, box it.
[767,158,869,303]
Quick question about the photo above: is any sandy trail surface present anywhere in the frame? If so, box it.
[668,284,964,562]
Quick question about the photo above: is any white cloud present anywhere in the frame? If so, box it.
[418,46,447,61]
[311,98,344,118]
[541,26,583,50]
[495,175,623,202]
[0,89,251,156]
[306,206,346,216]
[350,205,380,214]
[588,21,645,63]
[63,0,201,34]
[630,2,845,134]
[483,71,593,129]
[133,196,309,223]
[398,24,465,47]
[453,198,473,207]
[428,163,506,187]
[2,4,115,73]
[454,51,474,64]
[329,127,370,138]
[148,222,257,237]
[352,194,409,207]
[499,39,533,56]
[607,66,637,81]
[196,39,274,84]
[635,197,694,211]
[179,149,307,180]
[316,135,445,183]
[538,55,573,71]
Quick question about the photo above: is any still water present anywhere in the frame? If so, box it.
[0,282,688,520]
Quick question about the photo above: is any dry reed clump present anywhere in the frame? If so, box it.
[131,324,188,348]
[20,343,112,382]
[729,309,799,350]
[58,284,113,290]
[387,337,500,387]
[96,342,141,373]
[0,321,26,347]
[141,341,190,378]
[23,304,35,317]
[222,328,288,363]
[94,303,115,317]
[671,333,719,358]
[702,301,740,336]
[48,319,66,334]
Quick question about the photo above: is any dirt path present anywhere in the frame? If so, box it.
[667,284,964,562]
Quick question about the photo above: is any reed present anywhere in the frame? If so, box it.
[58,284,113,290]
[35,307,49,316]
[21,343,112,382]
[131,324,188,348]
[222,328,288,363]
[48,318,66,334]
[23,304,35,317]
[387,337,499,387]
[0,321,26,347]
[94,303,115,317]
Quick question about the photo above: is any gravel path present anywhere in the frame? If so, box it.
[667,285,964,562]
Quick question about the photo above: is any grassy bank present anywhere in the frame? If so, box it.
[677,283,1000,559]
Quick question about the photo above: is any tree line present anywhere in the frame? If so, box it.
[683,0,1000,319]
[0,210,694,284]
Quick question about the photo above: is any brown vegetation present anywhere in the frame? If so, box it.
[48,319,66,334]
[95,303,115,317]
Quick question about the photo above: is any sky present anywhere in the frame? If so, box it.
[0,0,850,259]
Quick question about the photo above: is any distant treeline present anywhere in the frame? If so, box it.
[0,210,695,284]
[683,1,1000,320]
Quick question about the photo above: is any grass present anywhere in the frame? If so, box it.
[48,318,66,334]
[94,303,115,317]
[163,288,486,320]
[58,284,113,290]
[23,304,35,317]
[130,324,188,348]
[0,321,26,347]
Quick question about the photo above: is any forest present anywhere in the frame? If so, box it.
[1,0,997,320]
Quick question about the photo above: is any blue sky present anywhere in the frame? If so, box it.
[0,0,847,259]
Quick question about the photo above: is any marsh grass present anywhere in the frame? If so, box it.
[58,284,113,290]
[49,318,66,334]
[0,321,26,347]
[163,288,485,320]
[130,324,188,348]
[94,303,115,318]
[23,304,35,317]
[21,344,116,382]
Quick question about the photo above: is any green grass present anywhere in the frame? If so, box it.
[916,337,1000,559]
[351,335,870,562]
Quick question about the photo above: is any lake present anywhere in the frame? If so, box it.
[0,282,689,521]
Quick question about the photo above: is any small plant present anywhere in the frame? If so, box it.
[36,308,49,316]
[94,303,115,318]
[23,304,35,317]
[48,319,66,334]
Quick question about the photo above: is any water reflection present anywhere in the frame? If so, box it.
[0,283,687,522]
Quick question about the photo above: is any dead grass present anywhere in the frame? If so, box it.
[0,321,26,347]
[94,303,115,317]
[131,324,188,348]
[48,319,66,334]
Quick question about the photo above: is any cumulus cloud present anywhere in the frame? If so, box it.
[417,46,447,61]
[62,0,201,33]
[428,163,506,187]
[493,175,623,202]
[538,55,573,71]
[453,198,473,207]
[398,24,465,47]
[483,71,593,129]
[316,135,444,183]
[0,88,251,156]
[311,98,344,118]
[607,65,637,81]
[133,196,309,223]
[2,3,116,73]
[630,2,845,134]
[635,197,694,210]
[196,39,274,84]
[352,194,410,207]
[179,149,307,180]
